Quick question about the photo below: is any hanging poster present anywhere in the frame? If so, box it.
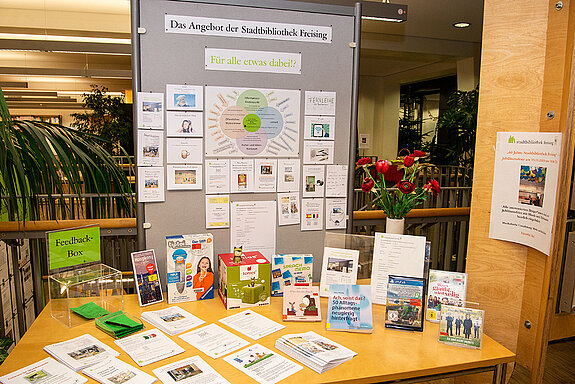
[302,165,325,198]
[137,92,164,129]
[489,132,561,256]
[206,159,231,194]
[138,167,165,202]
[325,198,346,230]
[304,91,336,116]
[230,159,254,193]
[167,165,203,190]
[301,198,323,231]
[166,111,203,137]
[166,84,203,111]
[303,141,334,164]
[206,195,230,229]
[166,138,203,164]
[138,130,163,167]
[231,201,276,259]
[254,159,277,192]
[303,116,335,140]
[205,86,300,157]
[325,165,348,197]
[277,159,300,192]
[277,192,300,226]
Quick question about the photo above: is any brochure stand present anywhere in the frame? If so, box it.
[323,233,375,279]
[49,263,123,328]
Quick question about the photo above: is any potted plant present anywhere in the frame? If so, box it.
[356,151,440,234]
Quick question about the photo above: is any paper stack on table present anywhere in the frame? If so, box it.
[43,334,120,371]
[114,329,185,367]
[275,331,357,373]
[0,357,87,384]
[82,357,157,384]
[140,306,205,336]
[95,311,144,338]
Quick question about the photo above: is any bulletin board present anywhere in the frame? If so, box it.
[133,0,359,282]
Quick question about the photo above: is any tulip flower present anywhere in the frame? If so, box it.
[403,156,415,167]
[397,180,416,194]
[361,177,374,192]
[424,179,441,196]
[375,160,389,174]
[413,150,427,157]
[357,157,371,165]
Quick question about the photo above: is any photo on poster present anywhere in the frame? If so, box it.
[302,165,325,198]
[167,111,203,137]
[518,165,546,207]
[303,141,334,164]
[166,84,203,111]
[167,165,203,190]
[137,130,163,167]
[303,116,335,140]
[137,92,164,129]
[138,167,165,202]
[166,138,203,164]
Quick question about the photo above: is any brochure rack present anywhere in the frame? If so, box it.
[323,233,375,279]
[49,263,123,328]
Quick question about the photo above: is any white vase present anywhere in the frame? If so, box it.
[386,217,405,234]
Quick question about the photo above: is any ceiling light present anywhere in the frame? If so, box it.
[361,2,407,23]
[453,22,471,28]
[0,33,131,45]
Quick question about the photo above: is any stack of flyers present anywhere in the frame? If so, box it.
[275,331,357,374]
[43,334,120,371]
[0,357,87,384]
[82,357,157,384]
[141,306,205,336]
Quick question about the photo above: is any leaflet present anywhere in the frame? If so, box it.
[0,357,87,384]
[179,323,249,359]
[230,159,255,193]
[319,247,359,297]
[137,92,164,129]
[277,159,300,192]
[141,306,205,336]
[131,249,163,307]
[301,198,324,231]
[277,192,300,226]
[205,195,230,229]
[153,356,230,384]
[205,159,230,194]
[114,329,185,367]
[138,130,163,167]
[325,165,348,197]
[82,357,156,384]
[219,309,285,340]
[302,165,325,198]
[325,198,347,230]
[254,159,277,192]
[223,344,302,384]
[43,334,120,371]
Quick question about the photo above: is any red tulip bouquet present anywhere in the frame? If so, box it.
[357,150,440,219]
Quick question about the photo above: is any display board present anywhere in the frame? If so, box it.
[134,0,357,282]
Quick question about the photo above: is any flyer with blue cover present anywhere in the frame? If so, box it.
[326,284,372,333]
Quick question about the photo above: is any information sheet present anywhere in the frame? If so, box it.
[254,159,278,192]
[277,192,300,226]
[0,357,87,384]
[166,84,203,111]
[489,132,561,255]
[137,92,164,129]
[153,356,230,384]
[325,198,347,230]
[166,111,203,137]
[167,165,202,190]
[325,165,348,197]
[205,195,230,229]
[138,167,165,202]
[219,309,285,340]
[141,306,205,336]
[319,247,359,297]
[301,198,324,231]
[303,115,335,140]
[304,91,336,116]
[179,323,249,359]
[223,344,302,384]
[303,141,334,164]
[230,159,255,193]
[302,165,325,198]
[205,86,300,157]
[277,159,300,192]
[231,201,276,259]
[82,358,156,384]
[114,329,185,367]
[166,138,203,164]
[138,130,163,166]
[205,159,230,194]
[370,233,426,305]
[43,334,119,371]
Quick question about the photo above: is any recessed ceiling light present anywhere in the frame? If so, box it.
[453,22,471,28]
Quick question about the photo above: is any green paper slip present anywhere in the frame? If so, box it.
[96,311,143,338]
[71,302,110,319]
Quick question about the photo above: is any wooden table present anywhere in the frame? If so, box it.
[0,295,515,383]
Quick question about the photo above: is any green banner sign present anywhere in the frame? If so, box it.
[48,225,101,272]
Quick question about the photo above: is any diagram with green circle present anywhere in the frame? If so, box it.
[205,87,300,157]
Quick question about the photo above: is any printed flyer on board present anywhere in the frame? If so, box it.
[489,132,561,255]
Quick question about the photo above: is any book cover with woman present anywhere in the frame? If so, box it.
[193,256,214,300]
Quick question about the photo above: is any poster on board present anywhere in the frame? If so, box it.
[489,132,561,255]
[205,86,300,157]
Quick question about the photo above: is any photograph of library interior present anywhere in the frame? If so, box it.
[1,0,575,383]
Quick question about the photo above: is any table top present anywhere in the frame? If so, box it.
[0,294,515,383]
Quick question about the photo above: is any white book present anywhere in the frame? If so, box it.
[0,357,87,384]
[82,357,156,384]
[141,306,205,336]
[43,334,120,372]
[114,329,185,367]
[153,355,230,384]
